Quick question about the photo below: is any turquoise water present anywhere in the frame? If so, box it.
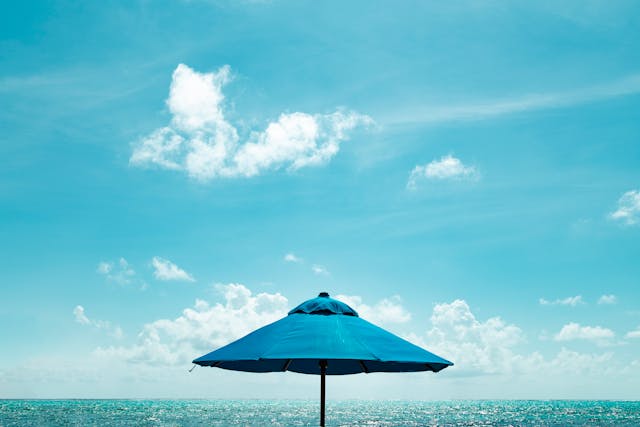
[1,400,639,426]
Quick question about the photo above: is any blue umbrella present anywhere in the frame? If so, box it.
[193,292,453,426]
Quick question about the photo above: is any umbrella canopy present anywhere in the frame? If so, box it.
[193,292,452,425]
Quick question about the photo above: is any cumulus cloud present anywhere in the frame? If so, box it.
[94,286,417,367]
[416,299,530,375]
[609,190,640,225]
[626,326,640,339]
[130,64,373,181]
[283,253,302,263]
[97,258,136,285]
[335,294,411,325]
[539,296,584,307]
[405,299,625,379]
[74,287,635,394]
[598,294,617,305]
[554,322,615,346]
[95,284,289,365]
[73,305,123,339]
[407,155,479,189]
[151,257,195,282]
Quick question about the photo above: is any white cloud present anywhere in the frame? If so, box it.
[130,64,373,181]
[93,286,418,367]
[554,322,615,346]
[72,286,636,389]
[96,261,112,275]
[407,155,478,189]
[21,288,638,398]
[626,326,640,339]
[311,264,329,275]
[95,284,289,366]
[598,294,617,305]
[539,295,584,307]
[609,190,640,226]
[97,258,136,285]
[151,256,195,282]
[284,254,332,276]
[406,299,626,379]
[335,294,411,325]
[167,64,233,134]
[73,305,90,325]
[417,299,530,375]
[283,253,302,263]
[73,305,123,339]
[548,347,615,376]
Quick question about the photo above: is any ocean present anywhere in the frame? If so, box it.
[1,400,639,426]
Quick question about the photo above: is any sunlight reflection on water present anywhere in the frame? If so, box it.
[1,399,639,426]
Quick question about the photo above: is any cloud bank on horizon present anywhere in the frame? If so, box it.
[71,284,638,391]
[130,64,373,181]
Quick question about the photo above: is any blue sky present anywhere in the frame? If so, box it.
[1,0,639,399]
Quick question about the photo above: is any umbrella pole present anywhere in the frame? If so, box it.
[320,359,327,427]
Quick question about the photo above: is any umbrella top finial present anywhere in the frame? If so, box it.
[288,293,358,316]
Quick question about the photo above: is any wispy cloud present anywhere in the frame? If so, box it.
[407,155,479,189]
[283,253,329,276]
[554,322,615,346]
[0,74,73,92]
[151,257,195,282]
[609,190,640,226]
[73,305,123,339]
[96,261,112,275]
[539,296,584,307]
[386,73,640,125]
[97,258,136,285]
[130,64,373,181]
[626,326,640,339]
[311,264,330,276]
[598,294,617,305]
[73,305,91,325]
[283,253,302,263]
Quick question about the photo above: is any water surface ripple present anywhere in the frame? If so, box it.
[1,399,639,426]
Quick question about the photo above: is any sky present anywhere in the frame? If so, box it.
[1,0,639,400]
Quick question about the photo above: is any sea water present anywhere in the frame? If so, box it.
[1,400,639,426]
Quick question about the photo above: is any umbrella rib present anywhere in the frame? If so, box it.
[282,359,292,371]
[358,360,369,373]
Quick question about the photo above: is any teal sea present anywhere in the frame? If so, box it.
[1,400,640,426]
